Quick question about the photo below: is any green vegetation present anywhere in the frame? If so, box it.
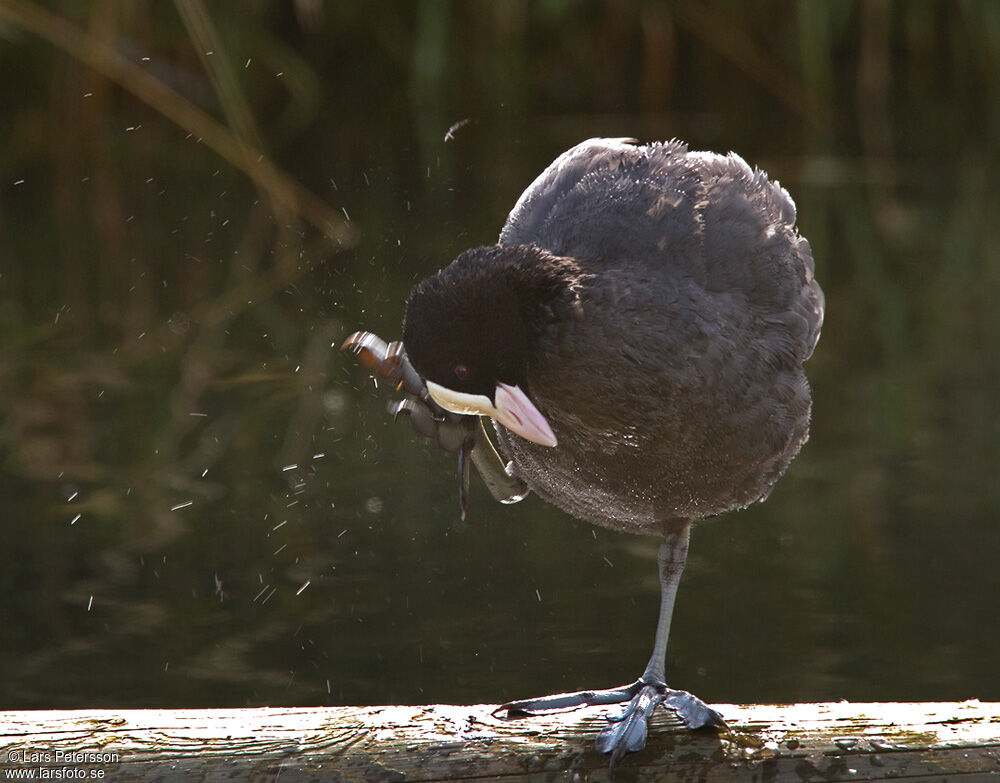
[0,1,997,709]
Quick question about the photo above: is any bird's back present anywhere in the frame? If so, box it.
[501,138,822,360]
[495,139,824,532]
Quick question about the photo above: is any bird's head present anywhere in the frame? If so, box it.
[402,245,575,448]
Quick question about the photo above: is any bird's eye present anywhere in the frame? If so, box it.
[454,364,469,380]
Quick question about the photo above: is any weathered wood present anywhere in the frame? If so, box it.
[1,701,998,782]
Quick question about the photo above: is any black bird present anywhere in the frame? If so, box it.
[400,138,824,769]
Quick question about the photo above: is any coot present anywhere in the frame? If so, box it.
[400,138,824,770]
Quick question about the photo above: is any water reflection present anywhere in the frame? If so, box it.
[0,2,998,711]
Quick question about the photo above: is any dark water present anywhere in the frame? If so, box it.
[1,3,998,712]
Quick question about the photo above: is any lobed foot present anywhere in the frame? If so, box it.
[495,678,725,776]
[595,682,665,769]
[341,330,528,516]
[342,330,475,453]
[596,682,726,774]
[662,687,727,731]
[342,330,477,517]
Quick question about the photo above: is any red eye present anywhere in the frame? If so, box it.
[454,364,469,380]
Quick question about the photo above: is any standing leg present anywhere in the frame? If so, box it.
[642,522,690,684]
[495,521,724,773]
[596,522,726,771]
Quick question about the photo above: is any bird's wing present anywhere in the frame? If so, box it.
[689,150,825,361]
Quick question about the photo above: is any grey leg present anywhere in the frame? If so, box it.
[643,522,691,684]
[596,523,725,772]
[495,522,725,776]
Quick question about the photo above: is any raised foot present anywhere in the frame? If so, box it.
[494,680,725,775]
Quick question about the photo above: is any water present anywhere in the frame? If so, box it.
[1,3,998,711]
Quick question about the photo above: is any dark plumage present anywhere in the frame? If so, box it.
[400,137,824,770]
[405,138,822,528]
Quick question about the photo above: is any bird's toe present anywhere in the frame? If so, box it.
[662,688,727,730]
[595,684,666,776]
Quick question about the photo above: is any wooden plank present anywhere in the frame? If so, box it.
[1,701,999,782]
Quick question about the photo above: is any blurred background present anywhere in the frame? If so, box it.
[0,0,998,711]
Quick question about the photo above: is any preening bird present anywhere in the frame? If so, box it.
[357,138,824,771]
